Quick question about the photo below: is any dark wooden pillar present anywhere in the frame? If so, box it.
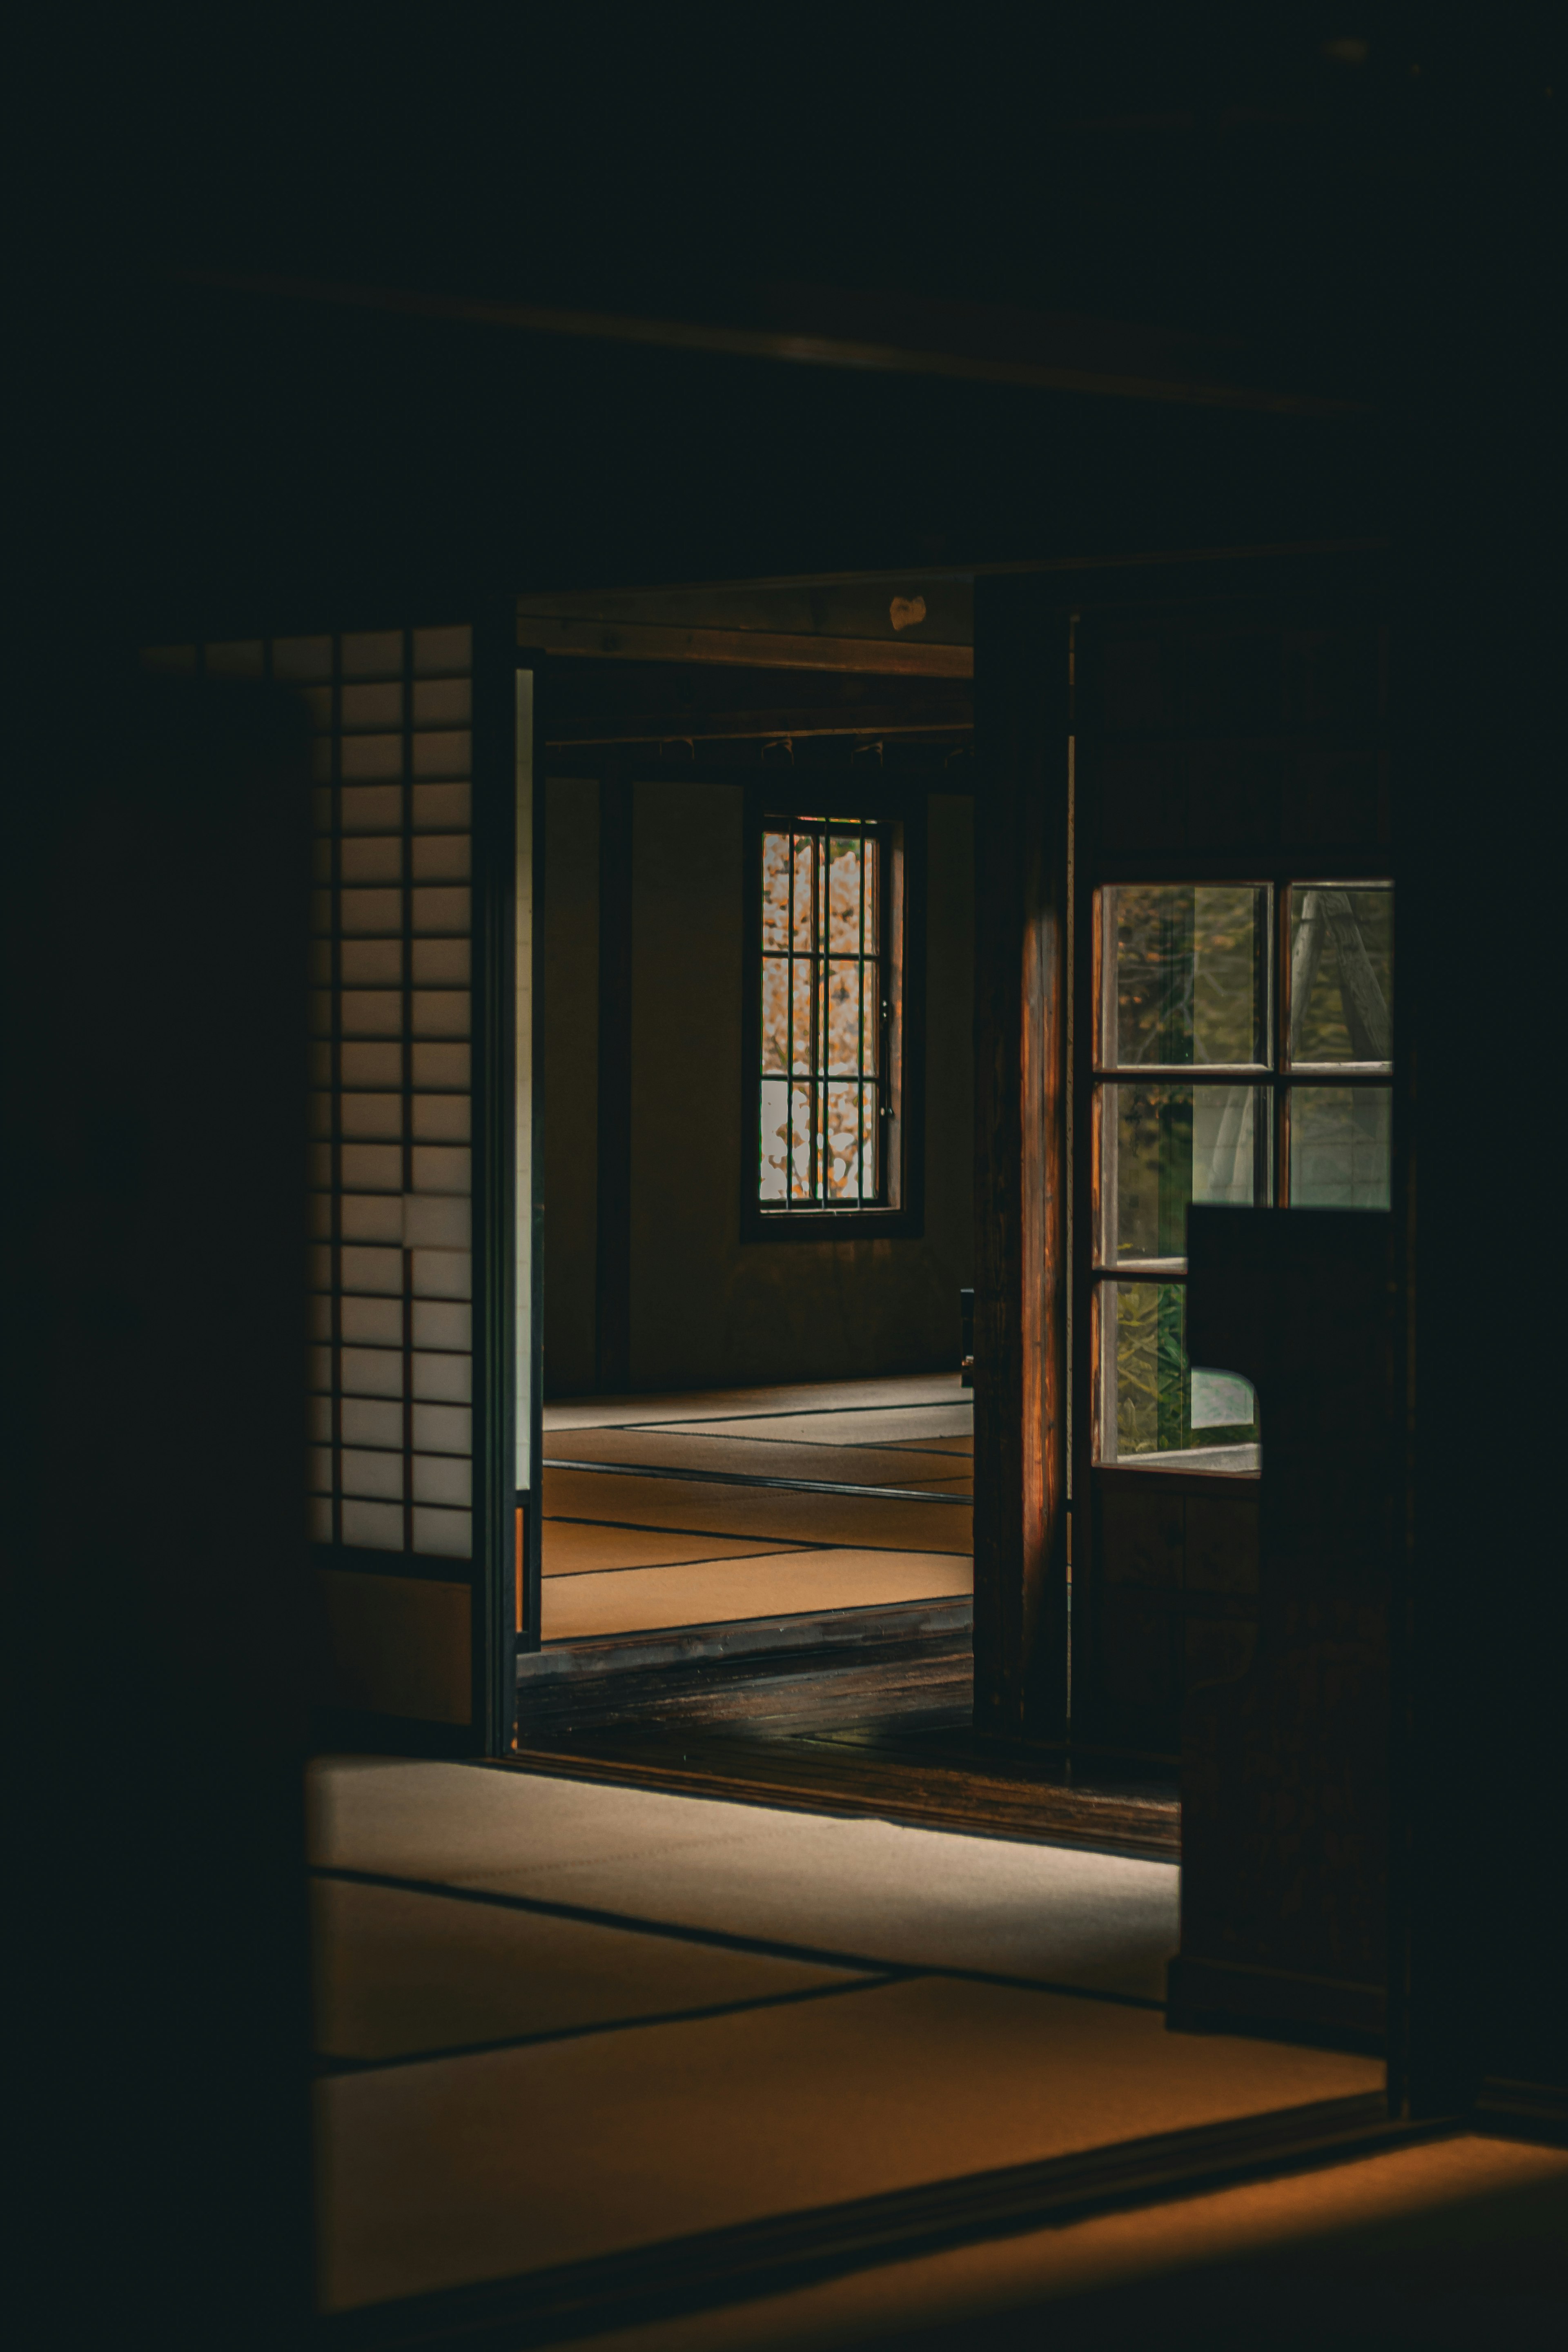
[1385,100,1566,2132]
[971,579,1071,1742]
[595,757,635,1392]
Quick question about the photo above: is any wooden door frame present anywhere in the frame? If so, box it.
[971,578,1071,1744]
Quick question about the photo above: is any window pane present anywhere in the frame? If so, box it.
[791,833,815,949]
[792,957,816,1072]
[1289,1086,1392,1208]
[1101,885,1267,1068]
[760,1078,788,1201]
[824,1081,876,1201]
[826,958,875,1075]
[1098,1082,1267,1263]
[827,833,864,950]
[761,957,789,1072]
[788,1082,814,1200]
[1097,1281,1259,1471]
[1287,884,1392,1066]
[762,831,791,951]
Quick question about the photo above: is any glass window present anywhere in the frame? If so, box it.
[1098,1282,1260,1471]
[1098,1081,1270,1266]
[757,815,896,1213]
[1091,875,1392,1471]
[1289,1085,1393,1209]
[1287,884,1392,1067]
[1100,884,1268,1069]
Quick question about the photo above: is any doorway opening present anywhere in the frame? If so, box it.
[515,573,1178,1857]
[518,578,987,1805]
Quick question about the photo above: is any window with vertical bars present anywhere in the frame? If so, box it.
[758,814,894,1212]
[142,624,476,1557]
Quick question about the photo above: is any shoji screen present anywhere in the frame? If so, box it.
[294,625,477,1564]
[140,624,487,1733]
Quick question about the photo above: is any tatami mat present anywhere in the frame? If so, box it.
[309,1763,1177,1995]
[542,1468,972,1553]
[568,2136,1568,2352]
[543,1377,968,1432]
[312,1878,863,2063]
[541,1549,973,1641]
[548,1427,970,1489]
[318,1974,1379,2311]
[313,1762,1394,2324]
[541,1524,806,1578]
[537,1378,972,1623]
[674,1405,973,1447]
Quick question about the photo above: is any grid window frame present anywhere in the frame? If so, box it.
[1089,873,1394,1472]
[760,812,888,1212]
[739,782,926,1244]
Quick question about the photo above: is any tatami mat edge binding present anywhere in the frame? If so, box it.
[320,2093,1433,2351]
[544,1457,973,1502]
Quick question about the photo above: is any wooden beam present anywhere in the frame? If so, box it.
[545,708,971,747]
[971,579,1070,1743]
[169,267,1367,417]
[518,612,971,678]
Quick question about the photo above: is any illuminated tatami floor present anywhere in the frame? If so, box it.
[310,1757,1395,2322]
[539,1375,973,1642]
[572,2134,1568,2352]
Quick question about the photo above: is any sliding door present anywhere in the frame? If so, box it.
[140,619,536,1753]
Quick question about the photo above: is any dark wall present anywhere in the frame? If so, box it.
[4,671,314,2345]
[541,778,973,1397]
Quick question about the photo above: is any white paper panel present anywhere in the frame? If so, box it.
[412,1506,472,1559]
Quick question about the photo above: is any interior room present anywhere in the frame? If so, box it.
[18,22,1563,2349]
[112,557,1555,2345]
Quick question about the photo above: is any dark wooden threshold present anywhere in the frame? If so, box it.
[521,1596,973,1684]
[513,1601,1175,1855]
[506,1735,1178,1860]
[321,2092,1434,2351]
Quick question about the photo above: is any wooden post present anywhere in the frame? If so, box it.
[595,754,635,1392]
[971,579,1071,1743]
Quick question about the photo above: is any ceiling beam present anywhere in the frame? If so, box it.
[519,612,971,677]
[168,267,1367,419]
[543,708,971,747]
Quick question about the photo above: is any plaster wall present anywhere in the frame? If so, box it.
[541,777,973,1395]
